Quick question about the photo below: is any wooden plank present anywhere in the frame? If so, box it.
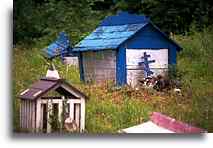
[24,100,27,129]
[69,102,74,120]
[28,101,31,130]
[31,101,36,132]
[58,100,63,130]
[47,100,52,133]
[41,99,62,104]
[80,98,85,132]
[22,100,25,129]
[27,101,30,130]
[67,99,81,104]
[40,103,44,130]
[22,100,24,129]
[30,101,33,130]
[26,100,29,130]
[74,103,80,130]
[20,100,23,129]
[27,100,29,130]
[30,101,34,131]
[36,99,41,132]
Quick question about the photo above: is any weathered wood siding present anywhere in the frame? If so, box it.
[20,100,36,132]
[82,50,116,83]
[126,49,168,87]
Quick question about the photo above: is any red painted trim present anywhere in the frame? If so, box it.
[150,112,206,133]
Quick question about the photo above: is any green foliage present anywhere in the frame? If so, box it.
[14,0,108,46]
[14,0,213,46]
[86,94,151,133]
[170,26,213,131]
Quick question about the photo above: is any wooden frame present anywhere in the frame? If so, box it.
[34,97,85,133]
[19,77,87,133]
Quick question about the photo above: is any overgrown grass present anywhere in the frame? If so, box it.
[173,27,213,131]
[83,84,152,133]
[13,27,213,133]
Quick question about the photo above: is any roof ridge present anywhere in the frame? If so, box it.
[100,12,149,26]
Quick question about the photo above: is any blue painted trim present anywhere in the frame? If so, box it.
[168,44,177,64]
[116,46,126,86]
[149,22,182,51]
[78,52,85,82]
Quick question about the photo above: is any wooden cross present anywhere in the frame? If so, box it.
[138,52,155,78]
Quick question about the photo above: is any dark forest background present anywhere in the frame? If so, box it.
[14,0,213,46]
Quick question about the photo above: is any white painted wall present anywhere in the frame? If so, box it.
[126,49,168,87]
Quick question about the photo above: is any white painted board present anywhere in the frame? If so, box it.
[119,121,174,133]
[126,49,168,87]
[126,49,168,69]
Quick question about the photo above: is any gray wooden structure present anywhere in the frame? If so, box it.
[19,77,87,133]
[82,50,116,83]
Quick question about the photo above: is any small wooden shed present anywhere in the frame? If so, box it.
[19,77,87,133]
[72,12,182,87]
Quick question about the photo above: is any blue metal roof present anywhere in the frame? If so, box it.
[100,11,149,26]
[72,12,182,52]
[72,23,148,52]
[42,32,72,59]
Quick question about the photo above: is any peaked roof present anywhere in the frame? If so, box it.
[100,11,148,26]
[72,12,182,52]
[19,77,87,100]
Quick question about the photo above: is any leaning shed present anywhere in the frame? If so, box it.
[72,12,182,87]
[19,77,87,133]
